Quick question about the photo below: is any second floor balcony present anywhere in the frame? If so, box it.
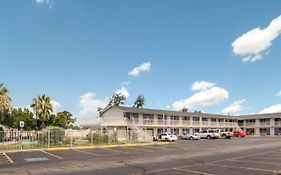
[133,119,237,128]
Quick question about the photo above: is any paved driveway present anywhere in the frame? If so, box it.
[1,137,281,175]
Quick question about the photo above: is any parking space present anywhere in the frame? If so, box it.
[177,164,271,175]
[1,137,281,175]
[6,150,60,164]
[0,153,13,165]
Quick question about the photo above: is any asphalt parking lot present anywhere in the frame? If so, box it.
[1,137,281,175]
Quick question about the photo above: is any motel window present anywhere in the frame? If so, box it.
[171,116,179,120]
[211,118,216,122]
[193,117,200,121]
[158,115,164,120]
[132,113,139,123]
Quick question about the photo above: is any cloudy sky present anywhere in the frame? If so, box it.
[1,1,281,124]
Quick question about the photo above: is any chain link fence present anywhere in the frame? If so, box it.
[0,128,153,151]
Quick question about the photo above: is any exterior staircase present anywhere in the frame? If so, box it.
[127,120,152,142]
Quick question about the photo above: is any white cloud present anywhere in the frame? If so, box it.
[120,81,130,86]
[191,81,215,91]
[232,15,281,62]
[78,92,108,123]
[115,87,130,98]
[276,90,281,97]
[172,81,229,111]
[50,100,61,113]
[260,104,281,114]
[35,0,54,9]
[222,99,246,114]
[36,0,44,3]
[128,62,151,77]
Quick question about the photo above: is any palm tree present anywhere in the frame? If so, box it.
[181,107,188,112]
[109,93,126,106]
[97,107,103,114]
[0,83,12,124]
[30,94,53,129]
[133,95,145,108]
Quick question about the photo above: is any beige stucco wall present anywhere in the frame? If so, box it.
[101,108,127,126]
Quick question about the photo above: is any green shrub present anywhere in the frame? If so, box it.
[86,133,109,144]
[0,127,3,142]
[41,126,65,146]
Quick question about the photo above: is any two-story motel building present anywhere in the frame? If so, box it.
[99,105,281,136]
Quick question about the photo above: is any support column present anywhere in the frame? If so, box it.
[242,120,246,133]
[154,114,158,125]
[270,128,275,136]
[190,116,193,126]
[153,128,157,136]
[270,118,275,136]
[255,119,260,136]
[179,128,183,135]
[254,128,260,136]
[189,128,193,135]
[139,114,143,125]
[167,115,171,126]
[208,118,211,127]
[199,117,202,131]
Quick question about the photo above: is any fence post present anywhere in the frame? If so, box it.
[70,135,73,147]
[90,130,93,146]
[47,131,50,148]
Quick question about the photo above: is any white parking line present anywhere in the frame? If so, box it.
[263,154,281,158]
[126,147,154,152]
[173,168,215,175]
[255,156,281,160]
[131,149,280,175]
[206,163,273,173]
[100,148,130,154]
[41,150,63,160]
[145,146,176,151]
[2,153,13,163]
[228,159,281,165]
[73,149,100,156]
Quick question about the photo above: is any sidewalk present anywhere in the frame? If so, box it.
[0,142,169,153]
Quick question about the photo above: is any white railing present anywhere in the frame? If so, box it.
[143,119,154,125]
[170,120,179,125]
[245,122,256,126]
[275,121,281,126]
[260,122,271,126]
[202,121,209,126]
[182,120,190,125]
[101,118,239,128]
[192,121,200,126]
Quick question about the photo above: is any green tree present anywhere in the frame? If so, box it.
[181,107,188,112]
[109,93,126,106]
[97,107,103,114]
[9,108,36,130]
[133,95,145,108]
[0,83,12,125]
[51,111,76,129]
[0,83,12,124]
[30,94,53,129]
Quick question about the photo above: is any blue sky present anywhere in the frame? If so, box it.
[1,1,281,124]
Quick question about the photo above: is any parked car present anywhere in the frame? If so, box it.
[154,133,178,142]
[196,129,220,139]
[233,131,247,137]
[212,129,233,139]
[179,133,200,140]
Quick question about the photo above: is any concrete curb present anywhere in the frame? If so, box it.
[47,142,169,151]
[0,142,169,153]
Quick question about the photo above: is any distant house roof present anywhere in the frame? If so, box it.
[102,105,235,119]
